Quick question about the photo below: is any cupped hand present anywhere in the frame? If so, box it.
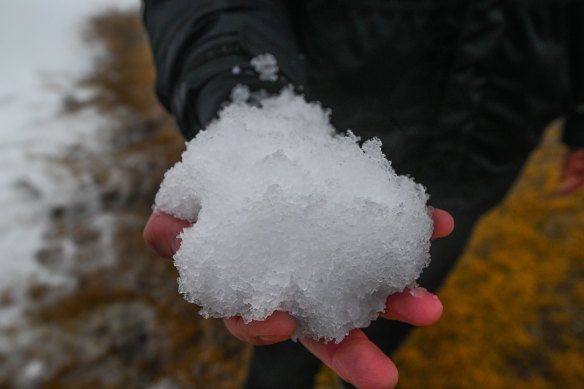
[144,208,454,389]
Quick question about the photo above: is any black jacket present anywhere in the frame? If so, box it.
[143,0,584,214]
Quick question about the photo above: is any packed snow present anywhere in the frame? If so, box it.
[155,89,433,342]
[250,53,279,82]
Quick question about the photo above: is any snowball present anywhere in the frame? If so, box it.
[154,89,433,342]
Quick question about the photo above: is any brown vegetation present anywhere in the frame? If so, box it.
[1,10,247,389]
[393,125,584,389]
[31,10,250,389]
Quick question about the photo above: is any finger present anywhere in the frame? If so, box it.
[143,211,191,258]
[556,175,584,195]
[430,208,454,240]
[556,148,584,195]
[223,311,296,346]
[380,287,443,326]
[301,329,398,389]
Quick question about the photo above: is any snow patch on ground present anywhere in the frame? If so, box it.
[0,0,139,332]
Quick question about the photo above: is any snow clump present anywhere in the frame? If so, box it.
[250,53,279,81]
[154,89,433,342]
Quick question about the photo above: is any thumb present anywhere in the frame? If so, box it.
[143,211,191,258]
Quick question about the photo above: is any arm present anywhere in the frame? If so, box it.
[142,2,453,387]
[142,0,306,139]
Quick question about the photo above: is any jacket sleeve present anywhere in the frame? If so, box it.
[563,1,584,148]
[142,0,306,139]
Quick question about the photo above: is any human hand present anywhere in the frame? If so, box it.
[556,148,584,195]
[144,208,454,389]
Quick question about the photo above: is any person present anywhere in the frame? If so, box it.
[141,1,584,388]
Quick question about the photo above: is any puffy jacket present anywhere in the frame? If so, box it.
[143,0,584,214]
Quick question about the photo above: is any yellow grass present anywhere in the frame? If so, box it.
[392,125,584,389]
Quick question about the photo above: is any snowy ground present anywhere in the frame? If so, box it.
[0,5,252,386]
[0,0,139,329]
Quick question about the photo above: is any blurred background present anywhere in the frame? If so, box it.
[0,2,582,388]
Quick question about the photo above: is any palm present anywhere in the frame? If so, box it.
[144,208,454,389]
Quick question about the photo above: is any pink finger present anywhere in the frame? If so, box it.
[430,208,454,241]
[143,211,191,258]
[380,287,443,326]
[301,330,398,389]
[556,176,584,195]
[223,311,296,346]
